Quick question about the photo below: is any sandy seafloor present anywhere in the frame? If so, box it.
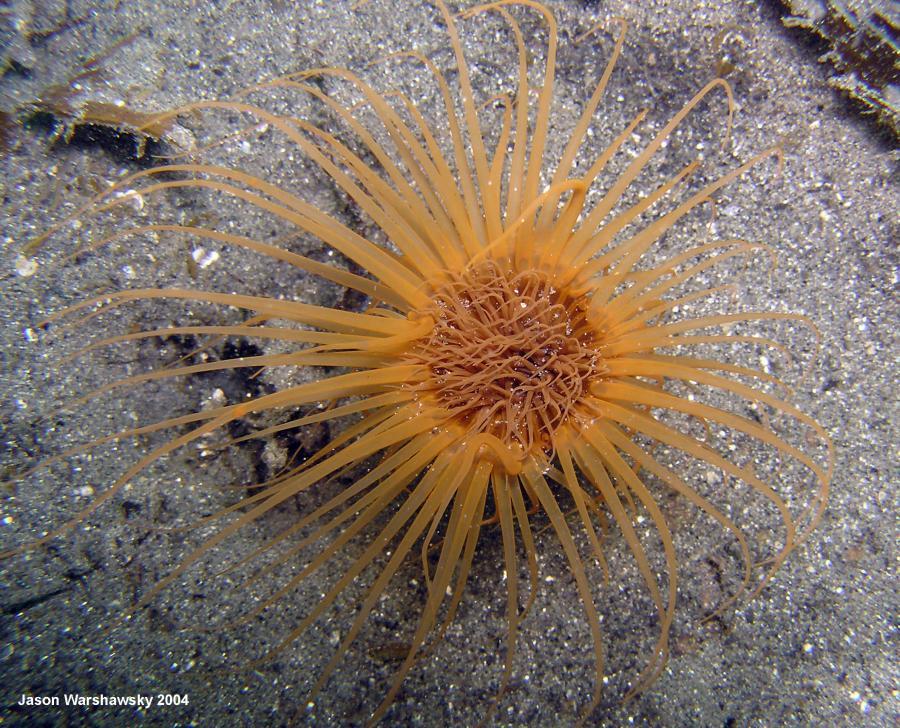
[0,0,896,726]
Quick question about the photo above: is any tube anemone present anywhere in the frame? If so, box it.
[4,1,832,724]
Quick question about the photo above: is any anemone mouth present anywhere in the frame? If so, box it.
[407,260,606,460]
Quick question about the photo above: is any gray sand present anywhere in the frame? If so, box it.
[0,1,896,726]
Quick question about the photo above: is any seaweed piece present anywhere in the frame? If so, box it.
[3,21,184,161]
[781,0,900,136]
